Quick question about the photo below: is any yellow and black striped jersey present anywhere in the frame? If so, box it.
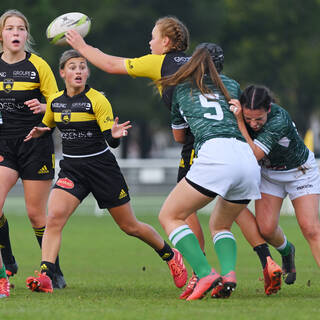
[125,52,189,109]
[43,85,114,157]
[0,52,58,138]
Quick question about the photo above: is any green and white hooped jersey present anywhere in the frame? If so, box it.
[251,103,309,171]
[171,74,243,154]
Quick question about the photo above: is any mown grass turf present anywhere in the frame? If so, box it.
[1,196,320,319]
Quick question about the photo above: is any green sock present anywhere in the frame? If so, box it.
[0,265,7,279]
[277,240,292,256]
[213,231,237,275]
[169,225,211,278]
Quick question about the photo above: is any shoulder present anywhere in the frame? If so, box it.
[28,53,51,68]
[86,88,111,105]
[48,90,64,105]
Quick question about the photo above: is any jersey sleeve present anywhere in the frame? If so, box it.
[171,91,188,130]
[30,55,58,101]
[253,117,287,155]
[89,90,114,132]
[125,54,165,80]
[42,94,56,128]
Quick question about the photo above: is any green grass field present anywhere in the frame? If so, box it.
[1,195,320,320]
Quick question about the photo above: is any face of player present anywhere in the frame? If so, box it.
[1,16,28,54]
[60,57,89,94]
[242,107,269,131]
[149,25,169,54]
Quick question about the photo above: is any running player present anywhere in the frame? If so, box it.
[156,44,261,300]
[66,18,282,298]
[0,9,65,288]
[231,85,320,284]
[25,49,187,293]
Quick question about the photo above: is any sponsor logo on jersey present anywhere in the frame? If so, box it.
[173,56,190,64]
[56,177,74,189]
[118,189,128,199]
[12,70,36,79]
[0,155,4,162]
[3,78,14,93]
[38,165,49,174]
[61,109,71,124]
[0,72,6,78]
[52,102,67,110]
[71,102,92,111]
[105,116,114,123]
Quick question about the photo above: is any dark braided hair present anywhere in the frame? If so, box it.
[240,85,273,111]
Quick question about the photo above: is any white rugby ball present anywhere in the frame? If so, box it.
[46,12,91,45]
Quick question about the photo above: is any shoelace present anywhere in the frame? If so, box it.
[169,260,183,277]
[187,274,198,289]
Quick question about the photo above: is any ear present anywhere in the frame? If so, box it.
[59,69,65,79]
[162,36,171,49]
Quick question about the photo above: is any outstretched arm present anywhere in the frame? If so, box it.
[229,99,265,161]
[66,30,128,74]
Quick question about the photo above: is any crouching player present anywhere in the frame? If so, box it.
[24,49,187,292]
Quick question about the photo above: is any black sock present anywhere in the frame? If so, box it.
[155,241,174,262]
[253,243,272,269]
[34,226,63,275]
[40,261,56,280]
[0,214,14,264]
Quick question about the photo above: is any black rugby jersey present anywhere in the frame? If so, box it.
[125,51,189,109]
[43,85,114,157]
[0,52,58,138]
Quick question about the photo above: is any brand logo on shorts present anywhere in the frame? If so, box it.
[0,155,4,162]
[296,184,313,190]
[38,165,49,174]
[3,78,14,93]
[61,109,71,124]
[118,189,127,199]
[56,178,74,189]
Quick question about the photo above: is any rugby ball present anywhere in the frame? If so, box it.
[46,12,91,45]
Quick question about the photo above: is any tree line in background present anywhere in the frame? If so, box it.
[1,0,320,157]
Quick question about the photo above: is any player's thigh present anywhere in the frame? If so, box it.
[22,179,52,212]
[255,193,283,231]
[293,194,320,234]
[209,197,247,233]
[159,178,212,225]
[0,166,19,207]
[47,188,80,229]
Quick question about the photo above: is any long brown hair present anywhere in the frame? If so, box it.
[156,47,231,101]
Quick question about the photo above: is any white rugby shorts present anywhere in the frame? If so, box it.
[186,138,261,201]
[260,151,320,200]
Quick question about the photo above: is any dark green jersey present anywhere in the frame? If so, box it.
[250,103,309,170]
[171,74,243,153]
